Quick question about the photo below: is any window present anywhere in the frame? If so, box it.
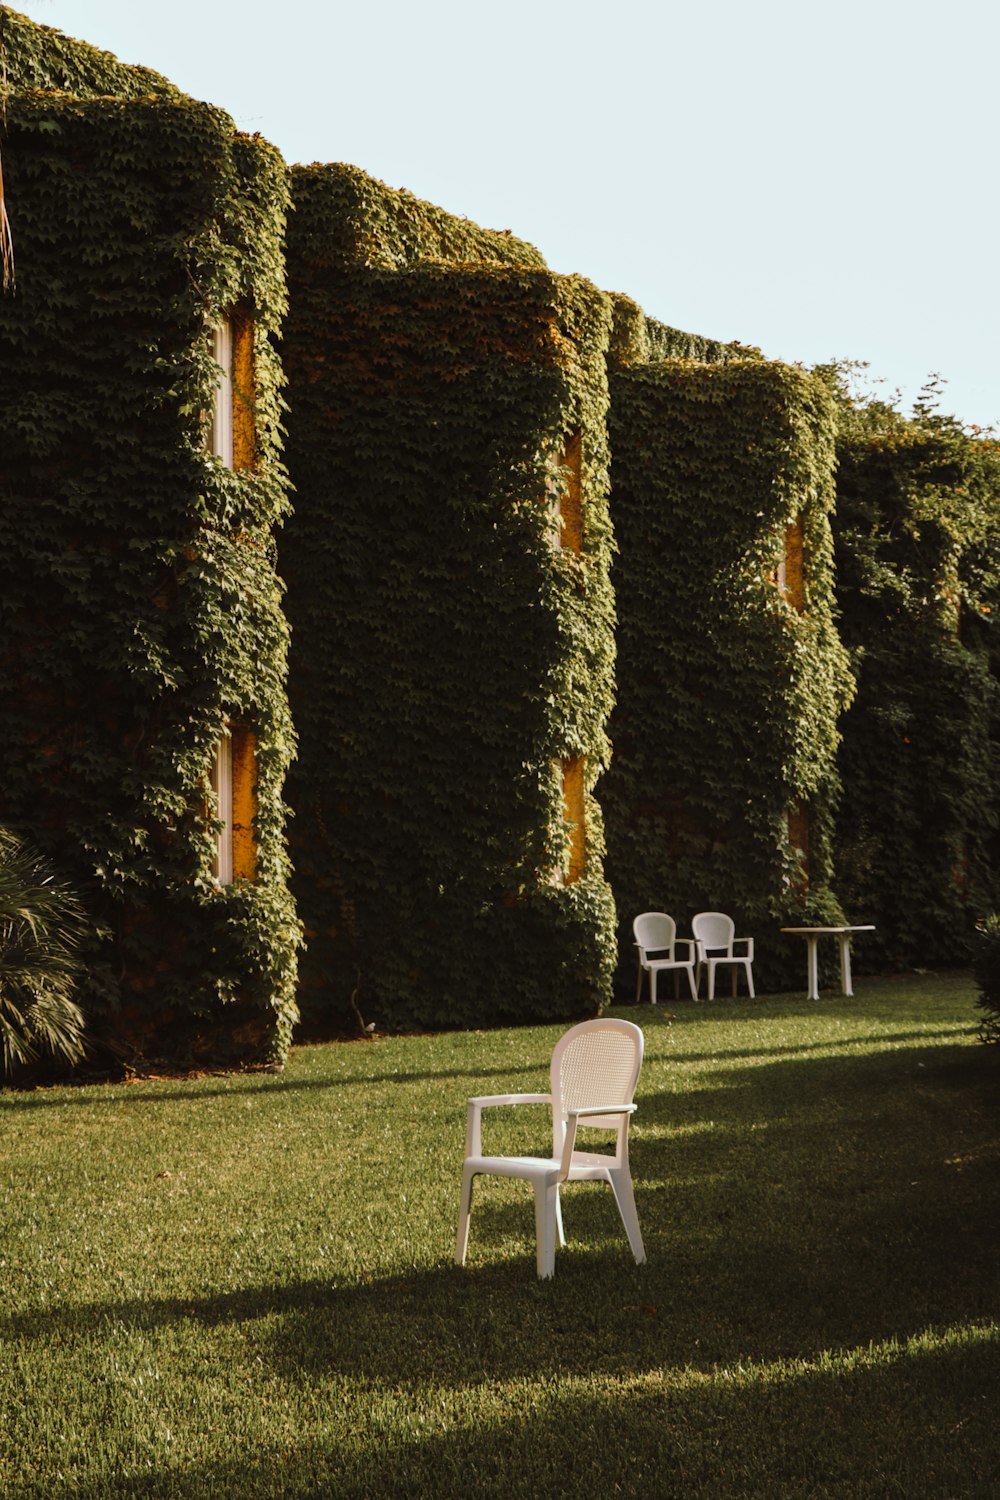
[551,754,586,886]
[208,320,234,468]
[209,724,259,886]
[210,730,233,885]
[207,310,255,471]
[230,308,255,472]
[787,800,809,891]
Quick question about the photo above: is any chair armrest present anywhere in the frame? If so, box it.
[638,945,678,963]
[568,1104,637,1119]
[465,1093,552,1158]
[559,1104,637,1179]
[468,1093,552,1108]
[735,938,754,959]
[674,938,695,959]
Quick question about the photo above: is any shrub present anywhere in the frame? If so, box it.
[971,914,1000,1044]
[0,826,87,1076]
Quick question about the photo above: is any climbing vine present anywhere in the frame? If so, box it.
[0,80,299,1066]
[281,165,617,1031]
[828,375,1000,968]
[600,356,854,992]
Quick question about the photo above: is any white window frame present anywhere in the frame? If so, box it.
[210,730,233,885]
[209,320,234,469]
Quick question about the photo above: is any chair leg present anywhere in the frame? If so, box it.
[455,1166,475,1266]
[608,1167,646,1264]
[635,961,644,1004]
[533,1178,559,1278]
[649,968,658,1005]
[707,960,716,1001]
[745,961,755,998]
[555,1186,566,1249]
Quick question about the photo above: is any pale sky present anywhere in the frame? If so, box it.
[9,0,1000,428]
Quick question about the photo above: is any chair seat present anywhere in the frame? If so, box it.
[467,1151,617,1181]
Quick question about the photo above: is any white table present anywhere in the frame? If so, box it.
[780,926,876,1001]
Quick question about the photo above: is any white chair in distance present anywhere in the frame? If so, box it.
[692,910,755,999]
[633,911,698,1003]
[455,1018,646,1279]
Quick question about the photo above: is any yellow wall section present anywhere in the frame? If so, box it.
[784,514,805,612]
[562,755,586,884]
[229,310,257,878]
[560,432,583,552]
[231,308,255,472]
[231,724,258,881]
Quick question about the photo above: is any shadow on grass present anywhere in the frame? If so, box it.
[3,1040,996,1383]
[652,1023,972,1065]
[53,1327,999,1499]
[0,1060,545,1110]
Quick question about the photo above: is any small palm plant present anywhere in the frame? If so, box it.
[0,826,88,1078]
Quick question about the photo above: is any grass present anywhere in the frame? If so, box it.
[1,971,998,1498]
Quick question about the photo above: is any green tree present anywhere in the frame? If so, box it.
[820,365,1000,967]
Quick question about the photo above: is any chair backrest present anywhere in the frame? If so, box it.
[633,911,676,955]
[550,1019,644,1143]
[692,911,735,953]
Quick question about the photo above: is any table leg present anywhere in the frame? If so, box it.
[806,936,819,1001]
[838,933,854,996]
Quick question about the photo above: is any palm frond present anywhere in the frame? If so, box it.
[0,827,88,1077]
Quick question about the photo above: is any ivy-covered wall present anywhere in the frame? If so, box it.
[830,390,1000,968]
[281,165,617,1031]
[0,70,299,1063]
[608,292,759,369]
[0,5,176,98]
[599,355,855,991]
[8,3,1000,1058]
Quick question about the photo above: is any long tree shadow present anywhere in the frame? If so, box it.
[3,1041,996,1388]
[0,1059,545,1111]
[50,1327,999,1499]
[652,1022,975,1065]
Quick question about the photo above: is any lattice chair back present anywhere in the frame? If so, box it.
[551,1019,644,1150]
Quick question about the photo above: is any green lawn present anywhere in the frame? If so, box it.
[2,973,998,1498]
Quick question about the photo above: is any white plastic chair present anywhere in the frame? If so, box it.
[633,911,697,1003]
[455,1018,646,1279]
[692,911,755,999]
